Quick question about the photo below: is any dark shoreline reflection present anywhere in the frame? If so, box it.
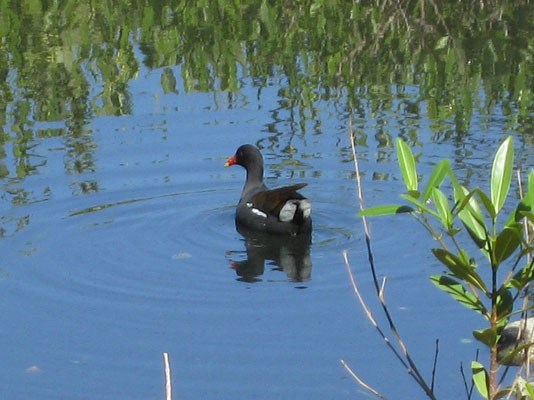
[230,222,312,284]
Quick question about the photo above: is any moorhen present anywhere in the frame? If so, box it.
[225,144,312,235]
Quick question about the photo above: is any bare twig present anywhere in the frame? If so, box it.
[431,339,439,393]
[340,359,389,400]
[343,251,411,372]
[345,123,437,399]
[460,361,474,400]
[163,352,173,400]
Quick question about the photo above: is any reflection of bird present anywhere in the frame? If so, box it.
[231,223,312,283]
[225,144,312,235]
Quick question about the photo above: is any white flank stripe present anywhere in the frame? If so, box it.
[251,208,267,218]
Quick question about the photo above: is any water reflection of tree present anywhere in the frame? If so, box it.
[1,1,533,210]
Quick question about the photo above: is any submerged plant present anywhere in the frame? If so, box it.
[359,136,534,399]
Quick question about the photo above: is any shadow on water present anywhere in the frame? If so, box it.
[229,221,312,284]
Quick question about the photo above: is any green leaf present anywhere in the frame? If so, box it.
[458,249,473,266]
[525,381,534,398]
[454,185,488,248]
[473,328,498,347]
[471,361,489,399]
[432,187,452,228]
[396,138,418,192]
[422,159,450,201]
[496,288,513,321]
[406,190,421,199]
[432,249,488,293]
[430,275,488,316]
[452,185,475,215]
[494,225,522,265]
[475,189,496,221]
[508,262,534,290]
[491,136,514,214]
[463,224,488,251]
[513,199,533,225]
[447,167,462,194]
[357,205,414,217]
[528,170,534,210]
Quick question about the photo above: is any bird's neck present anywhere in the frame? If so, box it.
[243,165,264,196]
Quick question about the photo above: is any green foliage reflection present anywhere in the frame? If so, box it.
[0,0,533,197]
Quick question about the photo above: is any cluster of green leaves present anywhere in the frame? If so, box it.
[360,136,534,399]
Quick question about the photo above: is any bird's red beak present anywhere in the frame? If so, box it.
[224,156,237,167]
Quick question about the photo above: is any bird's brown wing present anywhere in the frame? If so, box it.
[250,184,308,215]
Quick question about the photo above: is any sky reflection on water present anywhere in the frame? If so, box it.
[2,4,534,397]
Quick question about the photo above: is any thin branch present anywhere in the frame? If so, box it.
[418,211,450,253]
[343,251,411,372]
[460,361,474,400]
[340,359,389,400]
[347,123,436,399]
[431,339,439,393]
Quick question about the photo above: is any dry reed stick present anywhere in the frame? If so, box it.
[343,122,437,399]
[340,359,388,400]
[163,352,173,400]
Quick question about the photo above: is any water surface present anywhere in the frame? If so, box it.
[2,2,534,399]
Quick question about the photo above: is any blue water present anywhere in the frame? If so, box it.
[1,49,532,399]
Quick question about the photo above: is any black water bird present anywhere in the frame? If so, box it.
[225,144,312,235]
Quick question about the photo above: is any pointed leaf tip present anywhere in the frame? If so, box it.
[422,159,450,202]
[396,138,418,192]
[491,136,514,214]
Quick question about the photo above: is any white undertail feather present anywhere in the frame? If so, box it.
[279,201,297,222]
[300,199,312,218]
[279,199,312,222]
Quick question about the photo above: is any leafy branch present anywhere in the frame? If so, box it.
[353,135,534,399]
